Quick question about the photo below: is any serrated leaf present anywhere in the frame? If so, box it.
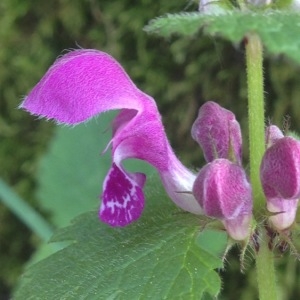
[144,11,300,64]
[15,178,226,300]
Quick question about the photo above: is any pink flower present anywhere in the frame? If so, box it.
[191,101,242,165]
[21,49,254,239]
[191,102,252,240]
[21,49,202,226]
[192,159,252,241]
[261,126,300,230]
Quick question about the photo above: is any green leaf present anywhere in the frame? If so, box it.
[14,178,226,300]
[37,112,154,227]
[144,11,300,64]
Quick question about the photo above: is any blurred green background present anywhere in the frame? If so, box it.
[1,0,300,299]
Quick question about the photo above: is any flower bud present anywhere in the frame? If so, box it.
[261,136,300,230]
[193,159,252,240]
[192,101,242,164]
[261,137,300,200]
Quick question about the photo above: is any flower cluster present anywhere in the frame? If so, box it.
[191,102,252,240]
[21,49,300,241]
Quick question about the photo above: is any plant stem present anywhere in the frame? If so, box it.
[245,33,265,213]
[245,33,278,300]
[255,229,278,300]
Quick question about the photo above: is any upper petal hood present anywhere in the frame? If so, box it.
[20,50,151,124]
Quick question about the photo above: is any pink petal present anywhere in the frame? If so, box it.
[112,108,202,216]
[193,159,252,220]
[192,159,252,240]
[21,49,203,226]
[20,50,154,125]
[100,163,145,226]
[223,214,252,241]
[267,197,298,231]
[265,125,284,148]
[260,137,300,199]
[192,101,242,164]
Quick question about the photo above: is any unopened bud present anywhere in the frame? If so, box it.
[193,158,252,240]
[261,136,300,230]
[192,101,242,164]
[261,137,300,200]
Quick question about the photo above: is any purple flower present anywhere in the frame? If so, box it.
[21,49,202,226]
[261,126,300,230]
[192,101,242,165]
[261,136,300,199]
[21,49,254,239]
[192,159,252,241]
[191,102,252,240]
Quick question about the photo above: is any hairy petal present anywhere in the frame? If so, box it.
[192,101,242,164]
[261,135,300,230]
[267,197,298,231]
[193,159,252,219]
[223,214,253,241]
[22,49,202,226]
[100,163,146,226]
[20,50,148,125]
[260,137,300,200]
[110,106,202,220]
[193,159,252,240]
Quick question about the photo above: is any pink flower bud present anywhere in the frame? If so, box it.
[261,136,300,230]
[192,101,242,164]
[192,159,252,240]
[261,137,300,200]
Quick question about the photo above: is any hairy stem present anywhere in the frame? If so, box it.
[245,33,265,214]
[245,33,278,300]
[255,229,278,300]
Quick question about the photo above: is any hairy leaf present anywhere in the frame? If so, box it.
[15,178,226,299]
[145,11,300,64]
